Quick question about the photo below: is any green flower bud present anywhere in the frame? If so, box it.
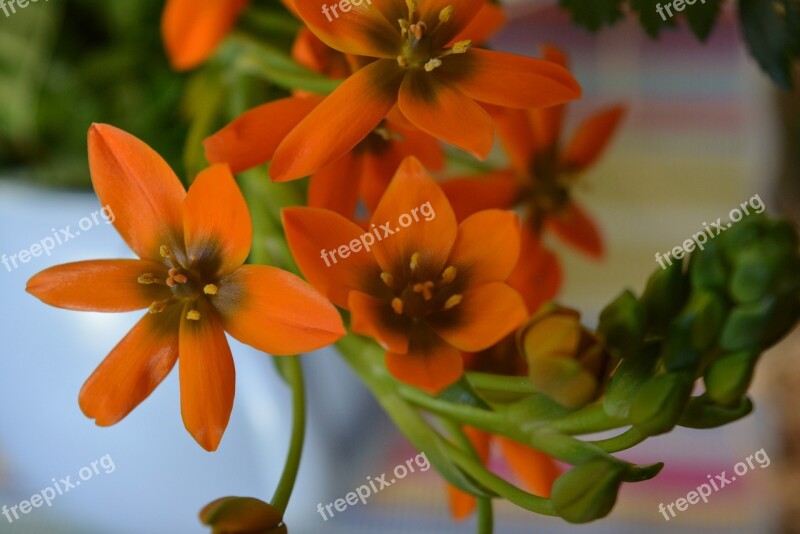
[704,350,758,405]
[689,238,728,292]
[641,260,688,336]
[603,342,660,419]
[597,290,645,359]
[629,372,693,435]
[719,295,777,351]
[663,290,726,371]
[200,497,286,534]
[551,458,625,523]
[679,395,753,429]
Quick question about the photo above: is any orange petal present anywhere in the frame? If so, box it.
[418,0,484,48]
[282,207,382,309]
[79,306,181,426]
[88,124,186,262]
[496,436,560,497]
[162,0,249,71]
[443,49,581,109]
[308,152,362,218]
[540,44,568,68]
[369,157,458,278]
[183,164,252,277]
[446,485,477,520]
[451,2,507,45]
[349,290,411,353]
[448,210,521,285]
[429,282,527,352]
[562,105,626,171]
[291,0,402,58]
[271,60,403,181]
[547,202,604,258]
[529,105,565,156]
[484,106,534,174]
[179,302,235,451]
[508,228,563,313]
[27,259,171,312]
[214,265,344,355]
[399,71,494,159]
[440,171,521,221]
[291,27,351,78]
[204,96,323,174]
[385,323,463,393]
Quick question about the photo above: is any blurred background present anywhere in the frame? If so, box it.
[1,0,799,533]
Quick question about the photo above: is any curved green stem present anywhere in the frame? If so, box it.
[270,356,306,514]
[548,403,628,435]
[590,427,647,453]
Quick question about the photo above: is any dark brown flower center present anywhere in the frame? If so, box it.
[381,251,462,319]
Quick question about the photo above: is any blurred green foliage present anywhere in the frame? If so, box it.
[0,0,188,188]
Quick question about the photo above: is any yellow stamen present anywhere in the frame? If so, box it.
[405,0,416,18]
[203,284,219,296]
[451,40,472,54]
[166,278,176,288]
[444,294,463,310]
[439,5,453,22]
[173,274,188,285]
[148,301,167,314]
[187,310,201,321]
[410,21,426,39]
[397,55,410,68]
[441,266,457,284]
[413,281,435,301]
[160,245,171,258]
[392,297,404,315]
[138,273,158,285]
[424,58,442,72]
[380,272,394,287]
[410,252,421,271]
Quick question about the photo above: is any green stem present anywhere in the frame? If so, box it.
[548,403,628,435]
[590,427,647,453]
[467,372,539,396]
[270,356,306,513]
[477,497,494,534]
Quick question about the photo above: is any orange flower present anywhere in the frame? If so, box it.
[162,0,249,71]
[282,157,528,393]
[443,46,625,260]
[26,124,344,451]
[268,0,581,181]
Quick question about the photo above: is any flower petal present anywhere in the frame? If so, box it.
[440,171,521,221]
[26,259,171,312]
[292,0,402,58]
[204,96,323,174]
[448,210,521,286]
[271,60,403,181]
[484,105,534,174]
[282,207,383,309]
[349,290,411,353]
[308,151,362,218]
[385,323,463,393]
[561,105,625,171]
[369,157,457,278]
[451,2,506,45]
[179,302,235,451]
[496,436,560,497]
[88,124,186,262]
[291,27,351,79]
[419,0,484,48]
[546,201,604,258]
[429,282,527,352]
[79,307,181,426]
[442,49,581,109]
[162,0,249,70]
[508,228,562,313]
[214,265,345,355]
[399,71,494,159]
[183,164,253,278]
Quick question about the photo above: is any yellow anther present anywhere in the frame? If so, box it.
[444,294,463,310]
[187,310,201,321]
[138,273,158,285]
[173,274,188,285]
[441,266,457,284]
[166,278,176,288]
[410,252,422,271]
[160,245,171,258]
[411,21,427,39]
[413,281,435,301]
[439,5,453,22]
[380,272,394,287]
[451,40,472,54]
[203,284,219,296]
[424,58,442,72]
[405,0,416,17]
[148,301,167,314]
[397,55,410,68]
[391,297,404,315]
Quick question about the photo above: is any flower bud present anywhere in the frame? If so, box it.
[200,497,287,534]
[551,458,625,523]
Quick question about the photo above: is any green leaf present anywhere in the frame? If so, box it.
[558,0,626,31]
[685,0,724,41]
[739,0,795,89]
